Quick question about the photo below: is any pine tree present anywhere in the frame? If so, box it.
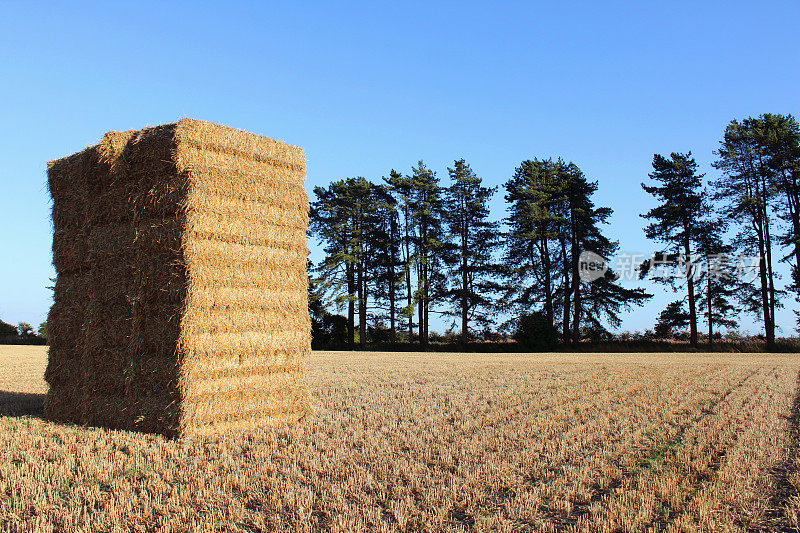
[695,222,739,346]
[654,300,690,339]
[640,152,709,347]
[713,117,781,348]
[310,180,357,347]
[371,183,405,343]
[564,162,650,341]
[502,159,563,333]
[347,177,380,347]
[310,177,380,348]
[762,114,800,327]
[505,158,649,344]
[384,170,417,341]
[442,159,502,346]
[407,161,446,347]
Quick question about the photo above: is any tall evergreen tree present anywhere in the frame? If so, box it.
[371,183,405,343]
[310,177,380,348]
[503,159,563,332]
[505,158,649,344]
[762,114,800,325]
[348,177,380,347]
[310,180,357,347]
[408,161,446,347]
[712,117,781,347]
[565,163,650,341]
[441,159,502,345]
[384,170,417,340]
[640,152,709,347]
[691,218,739,345]
[697,256,739,345]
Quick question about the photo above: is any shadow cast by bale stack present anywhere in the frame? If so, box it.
[0,390,45,419]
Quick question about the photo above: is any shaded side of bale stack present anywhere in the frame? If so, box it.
[45,119,310,436]
[46,126,188,434]
[83,125,187,434]
[175,119,310,436]
[45,146,102,423]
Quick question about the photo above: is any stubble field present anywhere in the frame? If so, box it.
[1,346,799,532]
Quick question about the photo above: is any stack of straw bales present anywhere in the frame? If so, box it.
[45,119,310,437]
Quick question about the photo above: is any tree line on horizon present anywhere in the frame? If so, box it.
[309,113,800,350]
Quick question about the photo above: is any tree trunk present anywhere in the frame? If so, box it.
[419,218,428,348]
[346,263,355,349]
[755,218,774,349]
[418,247,426,348]
[763,204,777,349]
[786,172,800,289]
[570,243,581,344]
[755,159,775,349]
[461,220,469,348]
[403,207,414,341]
[389,268,396,344]
[684,238,698,348]
[570,213,581,345]
[357,260,366,347]
[418,279,426,347]
[707,257,713,349]
[541,236,553,330]
[560,236,571,345]
[788,191,800,289]
[389,217,397,343]
[423,259,429,346]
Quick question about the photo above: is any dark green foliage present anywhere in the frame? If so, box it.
[310,177,384,347]
[654,300,690,338]
[514,311,558,351]
[305,112,798,348]
[760,115,800,287]
[310,179,358,347]
[384,169,418,340]
[311,313,348,348]
[504,158,650,345]
[503,159,562,330]
[695,230,740,343]
[761,114,800,330]
[640,152,709,347]
[441,159,502,345]
[712,115,787,346]
[369,182,405,343]
[0,319,17,337]
[408,161,447,347]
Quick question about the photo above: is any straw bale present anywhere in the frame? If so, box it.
[45,119,310,436]
[52,228,89,273]
[43,384,85,424]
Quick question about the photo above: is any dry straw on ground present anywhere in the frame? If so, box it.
[45,119,311,437]
[3,348,800,531]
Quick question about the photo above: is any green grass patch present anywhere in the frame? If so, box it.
[636,437,681,472]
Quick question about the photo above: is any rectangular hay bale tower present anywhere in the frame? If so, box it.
[45,119,311,437]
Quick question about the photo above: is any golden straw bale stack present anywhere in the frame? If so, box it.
[45,119,310,437]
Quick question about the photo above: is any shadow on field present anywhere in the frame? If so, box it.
[0,390,45,418]
[763,372,800,531]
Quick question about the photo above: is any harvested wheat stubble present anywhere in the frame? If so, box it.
[45,119,311,437]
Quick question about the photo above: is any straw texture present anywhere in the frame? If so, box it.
[44,119,310,437]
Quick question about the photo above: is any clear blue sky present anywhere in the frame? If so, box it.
[1,1,798,335]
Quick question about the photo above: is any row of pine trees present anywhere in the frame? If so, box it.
[308,113,800,350]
